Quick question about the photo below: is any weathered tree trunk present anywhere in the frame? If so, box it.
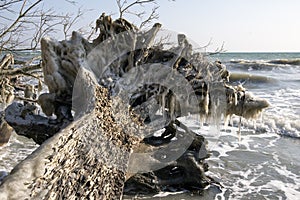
[0,68,143,199]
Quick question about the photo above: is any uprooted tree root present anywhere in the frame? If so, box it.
[0,13,269,199]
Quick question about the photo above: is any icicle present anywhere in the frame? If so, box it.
[37,79,43,96]
[253,119,257,130]
[161,91,166,118]
[260,110,264,126]
[238,116,241,142]
[224,115,229,130]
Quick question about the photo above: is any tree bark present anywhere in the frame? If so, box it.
[0,69,143,199]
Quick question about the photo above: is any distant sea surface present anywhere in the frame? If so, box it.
[1,52,300,199]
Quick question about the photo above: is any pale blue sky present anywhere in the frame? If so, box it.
[45,0,300,52]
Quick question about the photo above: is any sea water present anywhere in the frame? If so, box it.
[205,52,300,200]
[126,52,300,199]
[1,52,300,199]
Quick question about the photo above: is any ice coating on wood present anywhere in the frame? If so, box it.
[0,13,269,199]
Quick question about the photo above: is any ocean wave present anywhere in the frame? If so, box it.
[263,114,300,138]
[229,73,277,84]
[268,58,300,65]
[227,59,276,71]
[242,116,300,139]
[229,59,264,65]
[227,58,300,71]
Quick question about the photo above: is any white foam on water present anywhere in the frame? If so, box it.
[274,166,300,184]
[0,132,38,173]
[251,88,300,138]
[265,180,300,200]
[209,53,300,199]
[179,116,300,200]
[153,191,186,198]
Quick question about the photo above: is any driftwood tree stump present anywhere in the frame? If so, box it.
[0,13,269,199]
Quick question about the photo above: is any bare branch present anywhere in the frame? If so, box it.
[117,0,157,19]
[19,0,27,15]
[115,0,159,31]
[0,0,22,9]
[78,21,96,41]
[64,0,77,5]
[0,0,42,39]
[139,6,159,28]
[208,42,226,56]
[62,8,85,39]
[0,0,88,51]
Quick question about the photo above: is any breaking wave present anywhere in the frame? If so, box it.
[229,73,277,84]
[268,58,300,65]
[227,58,300,71]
